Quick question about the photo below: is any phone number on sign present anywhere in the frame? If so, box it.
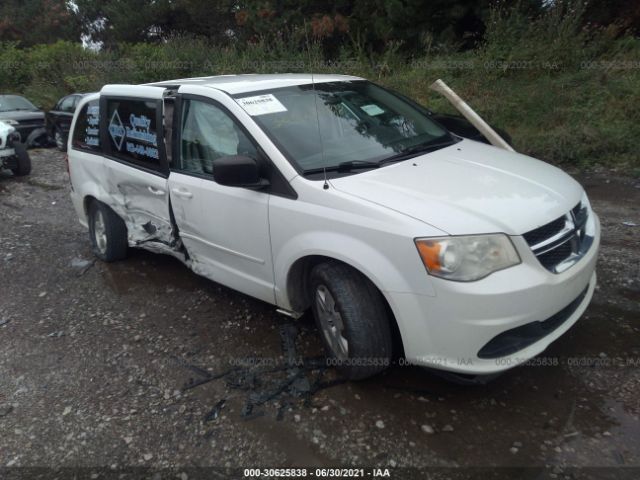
[244,468,381,478]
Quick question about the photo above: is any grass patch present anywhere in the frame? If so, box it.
[0,2,638,171]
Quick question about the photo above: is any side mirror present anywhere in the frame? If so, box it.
[212,155,269,189]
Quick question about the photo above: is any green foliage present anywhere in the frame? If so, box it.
[0,42,31,91]
[74,0,238,47]
[0,0,80,47]
[0,3,638,171]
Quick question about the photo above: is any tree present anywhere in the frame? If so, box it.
[73,0,238,48]
[0,0,81,46]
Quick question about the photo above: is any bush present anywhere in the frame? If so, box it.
[0,42,31,92]
[0,2,638,171]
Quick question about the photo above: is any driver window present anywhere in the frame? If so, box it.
[178,99,257,175]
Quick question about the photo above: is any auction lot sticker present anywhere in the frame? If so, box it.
[237,94,288,116]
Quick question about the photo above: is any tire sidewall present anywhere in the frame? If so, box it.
[88,202,109,261]
[11,143,31,176]
[309,262,393,379]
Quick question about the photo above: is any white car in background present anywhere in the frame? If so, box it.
[66,74,600,380]
[0,120,31,176]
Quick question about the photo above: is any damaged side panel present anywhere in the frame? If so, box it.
[97,85,179,253]
[101,159,175,249]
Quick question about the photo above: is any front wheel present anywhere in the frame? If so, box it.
[309,262,393,380]
[10,143,31,176]
[88,201,128,262]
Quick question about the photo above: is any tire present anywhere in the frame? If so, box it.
[54,129,67,152]
[10,143,31,176]
[88,201,128,262]
[309,261,393,380]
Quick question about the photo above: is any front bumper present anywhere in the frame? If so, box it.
[0,136,17,168]
[0,147,15,158]
[387,212,600,375]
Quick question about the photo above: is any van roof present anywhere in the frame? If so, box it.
[146,73,363,95]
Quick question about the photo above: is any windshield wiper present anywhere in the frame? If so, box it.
[304,160,381,175]
[336,160,381,172]
[380,137,458,164]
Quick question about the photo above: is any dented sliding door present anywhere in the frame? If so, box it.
[98,85,174,246]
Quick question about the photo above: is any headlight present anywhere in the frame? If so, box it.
[415,234,520,281]
[2,119,19,126]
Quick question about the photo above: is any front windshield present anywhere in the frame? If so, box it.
[0,95,37,112]
[234,81,450,173]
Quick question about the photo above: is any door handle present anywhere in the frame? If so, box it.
[171,187,193,199]
[147,186,165,195]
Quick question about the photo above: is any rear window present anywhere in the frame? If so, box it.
[71,100,101,152]
[105,98,160,167]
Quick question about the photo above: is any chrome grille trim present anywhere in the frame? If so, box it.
[525,201,593,273]
[528,215,575,253]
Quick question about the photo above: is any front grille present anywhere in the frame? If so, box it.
[524,201,591,273]
[523,216,565,245]
[573,202,589,228]
[2,155,18,169]
[537,241,572,269]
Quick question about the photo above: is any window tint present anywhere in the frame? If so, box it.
[106,99,161,167]
[71,99,101,152]
[177,99,257,175]
[59,96,75,113]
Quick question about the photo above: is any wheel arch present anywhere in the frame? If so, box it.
[83,195,96,215]
[83,194,126,230]
[285,254,405,357]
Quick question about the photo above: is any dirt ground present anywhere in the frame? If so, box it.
[1,150,639,479]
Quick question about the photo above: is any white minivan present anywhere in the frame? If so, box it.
[68,74,600,380]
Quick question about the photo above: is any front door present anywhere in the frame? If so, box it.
[168,95,274,303]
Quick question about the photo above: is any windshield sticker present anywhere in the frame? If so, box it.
[360,104,385,116]
[237,94,287,116]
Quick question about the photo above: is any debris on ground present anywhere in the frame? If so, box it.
[181,323,345,421]
[70,257,95,276]
[0,405,13,417]
[2,151,640,469]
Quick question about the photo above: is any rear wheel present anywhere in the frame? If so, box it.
[10,143,31,176]
[88,201,128,262]
[309,261,393,380]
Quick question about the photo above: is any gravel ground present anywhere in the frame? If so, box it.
[0,150,639,478]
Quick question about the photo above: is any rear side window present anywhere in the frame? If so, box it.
[105,99,160,167]
[71,100,101,152]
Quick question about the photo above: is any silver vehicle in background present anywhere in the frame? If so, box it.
[0,120,31,176]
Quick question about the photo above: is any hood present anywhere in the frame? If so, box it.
[330,139,583,236]
[0,110,45,122]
